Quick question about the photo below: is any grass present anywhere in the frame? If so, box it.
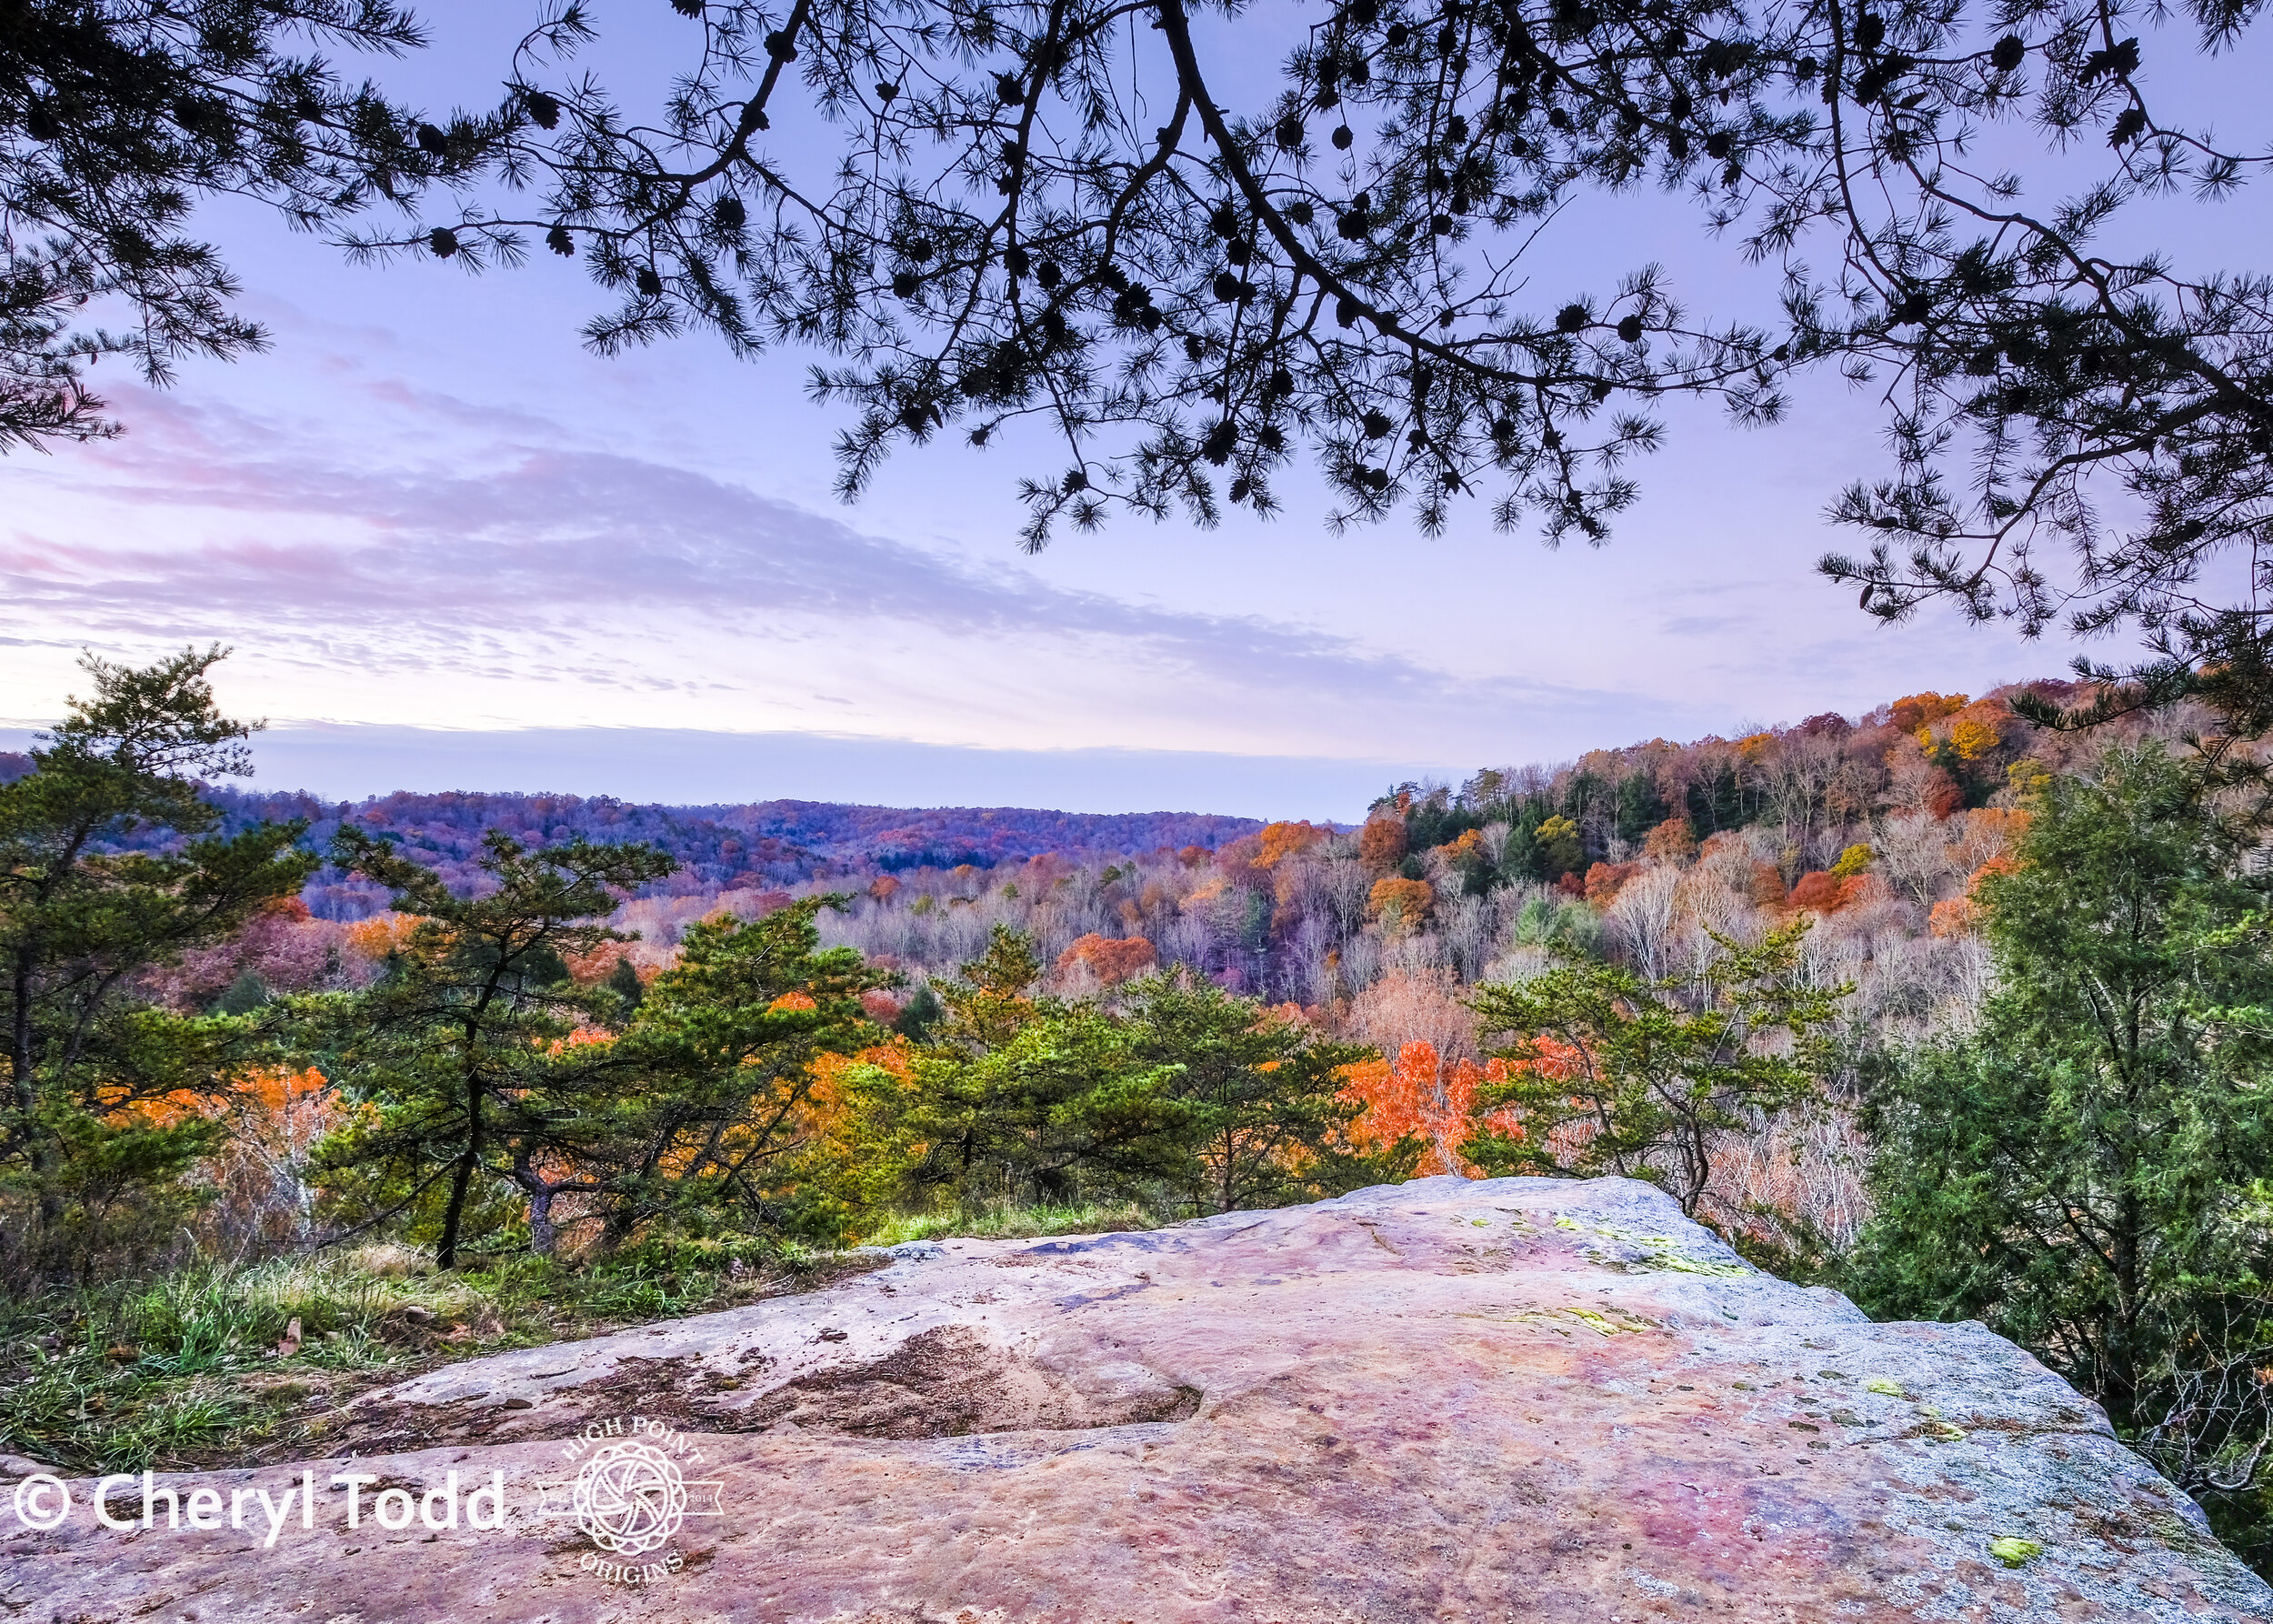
[0,1204,1160,1476]
[0,1237,848,1475]
[862,1198,1158,1246]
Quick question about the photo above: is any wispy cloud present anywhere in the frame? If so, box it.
[2,381,1707,761]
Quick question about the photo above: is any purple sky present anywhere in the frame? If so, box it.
[8,5,2258,820]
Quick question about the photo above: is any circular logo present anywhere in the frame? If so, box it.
[571,1440,689,1555]
[13,1474,70,1532]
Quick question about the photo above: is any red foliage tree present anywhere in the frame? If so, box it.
[1583,861,1642,907]
[1787,871,1846,912]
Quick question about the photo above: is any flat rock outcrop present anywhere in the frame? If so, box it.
[3,1175,2266,1621]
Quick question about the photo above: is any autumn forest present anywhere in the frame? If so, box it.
[4,650,2269,1575]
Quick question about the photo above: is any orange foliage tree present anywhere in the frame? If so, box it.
[1955,806,2029,870]
[1929,855,2019,937]
[1643,817,1698,864]
[1337,1041,1523,1177]
[1056,933,1158,987]
[343,910,422,965]
[1257,820,1328,867]
[118,1067,353,1252]
[1357,817,1409,873]
[783,1042,926,1234]
[1367,876,1434,929]
[1889,692,1970,732]
[1583,861,1642,907]
[213,1067,347,1248]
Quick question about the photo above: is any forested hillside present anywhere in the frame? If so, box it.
[0,675,2102,969]
[0,757,1265,919]
[68,677,2129,1057]
[85,675,2136,1266]
[7,657,2266,1572]
[796,681,2099,1012]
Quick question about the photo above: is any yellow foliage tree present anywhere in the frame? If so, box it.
[1948,716,2004,760]
[1830,843,1874,878]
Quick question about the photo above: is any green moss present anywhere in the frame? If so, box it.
[1988,1536,2044,1569]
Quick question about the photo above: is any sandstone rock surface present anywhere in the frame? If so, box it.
[4,1175,2267,1621]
